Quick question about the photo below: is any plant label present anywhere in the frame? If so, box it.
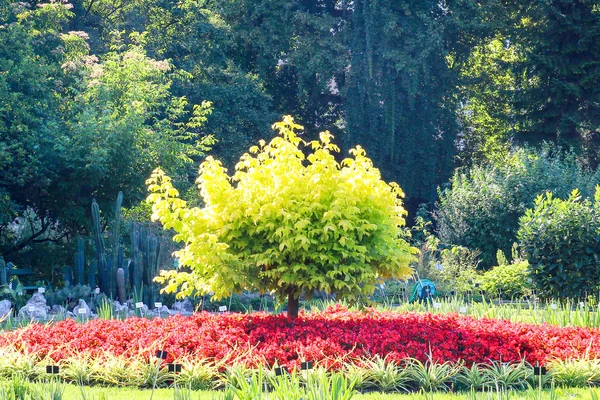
[135,302,144,309]
[28,306,35,312]
[94,288,100,294]
[274,366,287,376]
[551,304,557,310]
[433,303,442,309]
[459,306,467,314]
[154,302,162,308]
[534,366,547,376]
[301,361,313,370]
[219,305,227,312]
[580,302,585,308]
[46,365,59,374]
[167,363,182,373]
[38,287,45,294]
[78,308,87,314]
[156,350,168,359]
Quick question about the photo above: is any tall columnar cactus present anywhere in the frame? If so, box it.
[0,256,6,286]
[131,222,143,294]
[110,192,123,299]
[63,266,73,285]
[91,199,108,294]
[116,267,126,304]
[88,260,97,289]
[75,237,85,285]
[91,192,123,298]
[130,222,161,305]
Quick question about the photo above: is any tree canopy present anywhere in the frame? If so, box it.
[148,116,416,318]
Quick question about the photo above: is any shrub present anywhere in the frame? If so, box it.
[435,146,600,268]
[518,189,600,298]
[430,246,481,295]
[480,248,530,299]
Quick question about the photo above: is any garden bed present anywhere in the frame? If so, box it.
[1,306,599,369]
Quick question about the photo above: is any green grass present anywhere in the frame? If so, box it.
[46,384,600,400]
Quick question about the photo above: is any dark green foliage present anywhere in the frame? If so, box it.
[0,257,5,286]
[510,1,600,165]
[345,0,456,207]
[518,189,600,298]
[436,146,600,268]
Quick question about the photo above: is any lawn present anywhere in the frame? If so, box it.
[17,382,600,400]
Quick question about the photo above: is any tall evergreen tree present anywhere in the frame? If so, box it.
[511,0,600,166]
[344,0,457,211]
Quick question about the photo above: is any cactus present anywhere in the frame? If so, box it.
[63,266,73,285]
[109,191,123,299]
[116,267,126,304]
[0,256,6,286]
[75,237,85,285]
[91,192,123,298]
[131,222,143,294]
[91,198,108,294]
[88,260,97,289]
[130,222,161,305]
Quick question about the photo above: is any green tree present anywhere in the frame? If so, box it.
[148,116,416,318]
[435,146,600,268]
[0,1,84,256]
[344,0,457,212]
[510,0,600,165]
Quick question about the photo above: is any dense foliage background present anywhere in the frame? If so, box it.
[2,0,600,291]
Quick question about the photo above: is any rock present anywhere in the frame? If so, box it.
[50,305,66,315]
[73,299,91,318]
[113,300,128,315]
[0,300,12,318]
[172,298,194,313]
[18,293,49,320]
[158,305,170,314]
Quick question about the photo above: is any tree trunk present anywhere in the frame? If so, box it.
[287,292,299,319]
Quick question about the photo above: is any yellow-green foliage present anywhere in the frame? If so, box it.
[480,260,530,299]
[147,116,416,302]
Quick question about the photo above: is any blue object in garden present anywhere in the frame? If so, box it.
[409,279,437,303]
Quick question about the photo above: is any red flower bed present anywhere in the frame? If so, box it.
[1,306,598,368]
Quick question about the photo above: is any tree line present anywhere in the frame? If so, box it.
[1,0,599,272]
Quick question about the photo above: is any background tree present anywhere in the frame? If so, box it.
[148,117,416,318]
[344,0,457,214]
[435,146,600,268]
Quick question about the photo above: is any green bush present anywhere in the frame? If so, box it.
[430,246,481,295]
[435,146,600,268]
[517,189,600,298]
[480,259,530,299]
